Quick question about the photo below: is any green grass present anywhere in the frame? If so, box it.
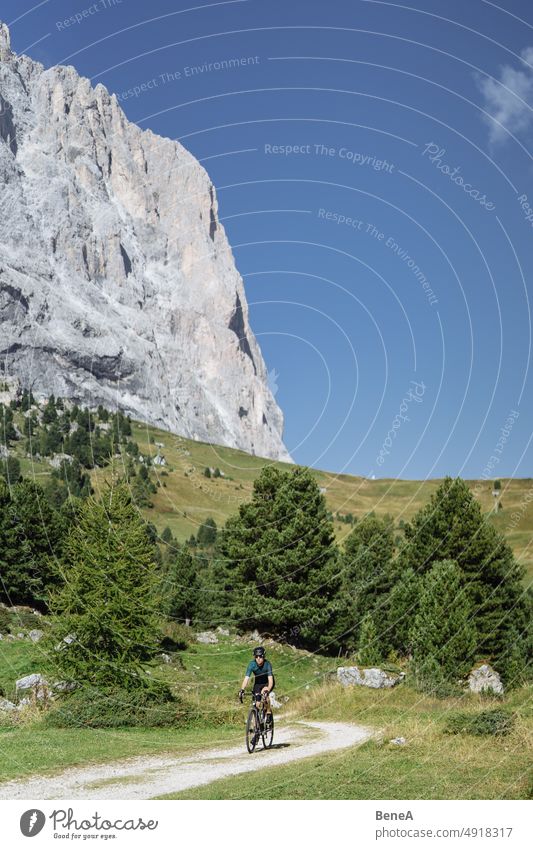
[2,636,531,799]
[0,630,333,782]
[0,724,241,783]
[160,682,533,800]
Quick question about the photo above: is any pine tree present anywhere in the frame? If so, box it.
[397,477,528,664]
[333,515,395,653]
[0,480,65,608]
[357,613,382,666]
[409,560,477,689]
[219,465,340,648]
[46,482,163,690]
[197,517,217,546]
[161,545,201,624]
[386,566,420,655]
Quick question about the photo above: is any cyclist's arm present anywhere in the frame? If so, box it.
[240,675,250,691]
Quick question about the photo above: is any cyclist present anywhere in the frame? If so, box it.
[239,646,274,714]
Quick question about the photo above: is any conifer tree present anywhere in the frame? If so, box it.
[47,482,163,690]
[334,515,394,652]
[357,613,382,666]
[219,465,340,648]
[410,559,477,689]
[397,477,528,664]
[161,545,201,625]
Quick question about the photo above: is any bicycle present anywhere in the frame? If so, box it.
[239,690,274,753]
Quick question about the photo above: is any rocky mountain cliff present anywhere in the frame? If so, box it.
[0,23,291,462]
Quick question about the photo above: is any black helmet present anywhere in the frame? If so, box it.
[253,646,265,658]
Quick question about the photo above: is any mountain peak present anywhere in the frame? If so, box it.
[0,29,291,463]
[0,22,11,59]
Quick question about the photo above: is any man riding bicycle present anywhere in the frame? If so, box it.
[239,646,274,713]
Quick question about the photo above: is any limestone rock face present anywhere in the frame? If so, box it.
[0,23,291,461]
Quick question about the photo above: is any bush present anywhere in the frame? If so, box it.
[160,620,192,651]
[445,709,514,737]
[43,683,196,728]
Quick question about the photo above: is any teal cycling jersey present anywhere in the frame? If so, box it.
[245,659,273,690]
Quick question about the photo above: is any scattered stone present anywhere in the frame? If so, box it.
[390,736,406,746]
[28,629,44,643]
[16,632,25,640]
[15,673,50,701]
[196,631,218,644]
[337,666,405,689]
[51,681,77,694]
[250,629,261,642]
[216,627,230,636]
[0,697,17,712]
[467,664,504,695]
[160,653,171,664]
[0,634,3,640]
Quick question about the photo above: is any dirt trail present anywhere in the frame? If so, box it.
[0,720,374,800]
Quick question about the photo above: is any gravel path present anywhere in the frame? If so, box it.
[0,720,374,800]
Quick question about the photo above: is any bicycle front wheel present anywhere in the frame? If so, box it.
[246,709,259,754]
[262,711,274,749]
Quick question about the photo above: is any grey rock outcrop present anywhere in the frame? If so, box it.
[15,673,50,700]
[0,22,290,462]
[196,631,218,644]
[337,666,405,689]
[28,629,44,643]
[467,664,504,695]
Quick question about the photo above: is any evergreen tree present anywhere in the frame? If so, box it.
[386,566,420,655]
[333,515,394,653]
[46,483,163,690]
[0,404,17,445]
[357,613,382,666]
[409,560,477,690]
[0,479,65,608]
[1,455,21,484]
[42,395,58,424]
[197,517,217,546]
[161,545,201,624]
[397,477,528,664]
[219,465,340,648]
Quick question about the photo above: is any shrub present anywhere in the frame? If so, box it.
[43,683,195,728]
[160,620,192,651]
[445,709,514,737]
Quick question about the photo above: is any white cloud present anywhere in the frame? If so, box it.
[477,47,533,146]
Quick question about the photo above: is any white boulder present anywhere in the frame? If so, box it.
[337,666,405,689]
[467,664,504,695]
[196,631,218,644]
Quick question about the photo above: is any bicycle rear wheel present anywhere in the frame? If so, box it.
[262,711,274,749]
[246,708,259,753]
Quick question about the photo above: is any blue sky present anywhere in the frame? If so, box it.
[3,0,533,479]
